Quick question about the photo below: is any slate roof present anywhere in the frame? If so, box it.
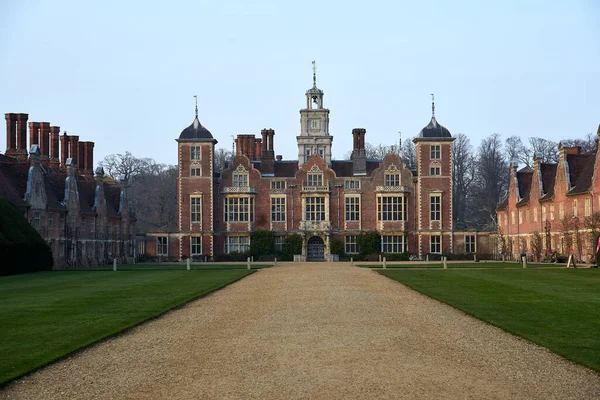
[567,152,595,194]
[516,168,533,206]
[104,185,122,217]
[418,117,452,139]
[273,161,299,177]
[540,163,557,201]
[178,117,214,141]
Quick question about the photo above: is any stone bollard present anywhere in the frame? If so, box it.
[443,256,447,269]
[379,254,382,262]
[383,257,387,269]
[474,254,477,262]
[274,257,277,266]
[501,254,505,262]
[350,257,353,266]
[113,258,117,272]
[187,258,191,271]
[522,255,527,269]
[247,257,251,270]
[426,254,429,262]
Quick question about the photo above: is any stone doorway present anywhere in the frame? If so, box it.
[306,236,325,261]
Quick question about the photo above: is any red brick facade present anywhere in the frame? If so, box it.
[1,113,136,268]
[497,133,600,263]
[144,81,490,260]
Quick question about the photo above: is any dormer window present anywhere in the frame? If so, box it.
[384,173,400,187]
[307,173,323,187]
[233,173,248,187]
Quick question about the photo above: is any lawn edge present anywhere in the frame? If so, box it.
[376,269,600,374]
[0,269,255,387]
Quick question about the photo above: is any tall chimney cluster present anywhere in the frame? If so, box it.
[4,113,95,174]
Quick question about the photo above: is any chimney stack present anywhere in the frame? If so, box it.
[60,132,69,166]
[4,113,17,155]
[351,128,367,175]
[68,135,79,169]
[276,155,282,161]
[83,142,94,173]
[260,128,275,174]
[39,122,51,163]
[28,122,40,149]
[49,126,60,169]
[15,113,29,161]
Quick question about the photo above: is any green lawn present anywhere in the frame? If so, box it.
[75,263,271,271]
[359,262,563,269]
[379,269,600,372]
[0,269,252,385]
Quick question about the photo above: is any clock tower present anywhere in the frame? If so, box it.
[297,62,333,167]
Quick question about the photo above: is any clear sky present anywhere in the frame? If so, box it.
[1,1,599,166]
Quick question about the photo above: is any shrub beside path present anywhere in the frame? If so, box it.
[2,263,600,399]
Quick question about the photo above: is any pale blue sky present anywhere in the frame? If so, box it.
[1,1,599,166]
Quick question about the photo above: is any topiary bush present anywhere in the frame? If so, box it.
[280,233,303,261]
[249,230,275,258]
[0,198,54,275]
[357,231,380,258]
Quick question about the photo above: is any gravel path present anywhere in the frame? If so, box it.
[2,263,599,399]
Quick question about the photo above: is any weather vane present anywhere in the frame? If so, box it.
[312,60,317,87]
[431,93,435,117]
[193,95,198,118]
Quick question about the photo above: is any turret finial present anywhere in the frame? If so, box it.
[431,93,435,117]
[312,60,317,87]
[193,95,198,118]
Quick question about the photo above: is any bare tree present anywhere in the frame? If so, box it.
[472,133,509,226]
[529,137,558,163]
[505,136,532,167]
[401,137,416,167]
[563,132,596,153]
[452,133,475,224]
[214,148,234,171]
[99,151,152,180]
[531,231,543,261]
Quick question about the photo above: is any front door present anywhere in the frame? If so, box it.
[307,236,325,261]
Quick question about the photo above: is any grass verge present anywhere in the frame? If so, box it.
[72,263,271,271]
[359,262,564,269]
[378,269,600,372]
[0,269,252,385]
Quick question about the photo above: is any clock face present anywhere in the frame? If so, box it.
[310,119,320,129]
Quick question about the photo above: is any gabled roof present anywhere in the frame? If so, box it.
[540,163,557,201]
[567,152,595,195]
[516,168,533,206]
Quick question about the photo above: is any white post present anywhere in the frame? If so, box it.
[350,257,353,266]
[379,254,382,262]
[443,256,447,269]
[247,257,251,270]
[274,257,277,266]
[474,254,477,262]
[383,257,387,269]
[522,255,527,269]
[426,254,429,262]
[187,258,191,271]
[113,258,117,272]
[501,254,505,262]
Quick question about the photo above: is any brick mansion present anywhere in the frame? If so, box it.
[143,73,491,261]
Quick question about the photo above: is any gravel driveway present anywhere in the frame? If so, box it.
[2,263,599,399]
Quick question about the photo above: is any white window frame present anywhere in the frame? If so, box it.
[305,196,326,221]
[226,235,250,254]
[430,144,441,159]
[271,196,286,222]
[344,180,360,190]
[224,197,254,222]
[381,235,406,253]
[307,173,323,187]
[345,196,360,221]
[377,196,407,221]
[191,236,202,255]
[190,166,202,177]
[345,235,359,254]
[465,235,475,253]
[430,195,441,221]
[191,196,202,224]
[270,180,286,190]
[157,236,168,256]
[430,166,440,176]
[190,146,201,160]
[233,173,248,188]
[430,235,441,254]
[384,173,400,187]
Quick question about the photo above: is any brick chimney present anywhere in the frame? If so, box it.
[81,141,94,174]
[68,135,79,169]
[78,141,85,170]
[351,128,367,175]
[4,113,17,156]
[15,113,29,161]
[39,122,51,164]
[60,132,69,167]
[255,138,262,159]
[260,128,275,174]
[28,122,40,149]
[49,126,61,169]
